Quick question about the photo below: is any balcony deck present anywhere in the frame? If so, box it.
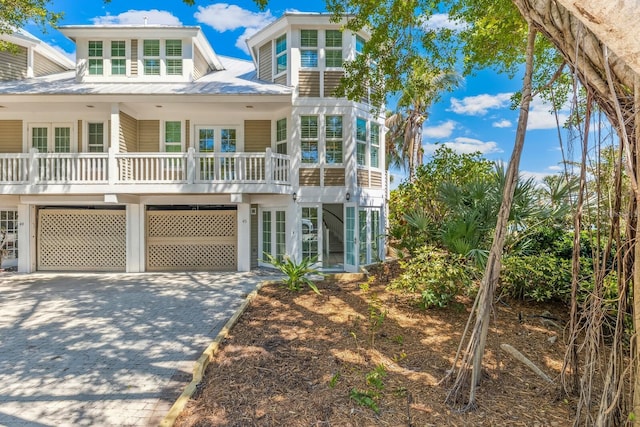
[0,147,291,195]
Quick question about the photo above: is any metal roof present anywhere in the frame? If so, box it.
[0,56,291,96]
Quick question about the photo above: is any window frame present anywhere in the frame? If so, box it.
[165,39,183,75]
[110,40,126,76]
[276,118,287,155]
[325,30,343,68]
[300,116,319,164]
[300,29,318,68]
[88,40,103,76]
[370,122,380,169]
[275,34,287,76]
[163,120,183,152]
[356,117,367,167]
[143,39,161,76]
[325,115,343,165]
[87,122,106,153]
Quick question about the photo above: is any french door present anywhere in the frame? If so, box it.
[29,123,73,153]
[260,208,286,265]
[195,126,237,181]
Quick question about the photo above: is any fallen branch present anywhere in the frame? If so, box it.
[500,343,554,384]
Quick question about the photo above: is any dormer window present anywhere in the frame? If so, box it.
[300,30,318,67]
[356,35,365,55]
[88,41,103,75]
[143,40,160,75]
[165,40,183,75]
[325,30,343,67]
[275,34,287,74]
[111,41,126,75]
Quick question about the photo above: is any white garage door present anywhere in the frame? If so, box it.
[146,209,237,271]
[37,208,126,271]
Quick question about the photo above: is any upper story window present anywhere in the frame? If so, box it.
[88,41,103,75]
[356,118,367,166]
[275,34,287,75]
[165,40,183,75]
[325,115,343,164]
[300,30,318,67]
[111,41,126,75]
[370,122,380,168]
[220,129,237,153]
[164,121,182,152]
[276,118,287,154]
[325,30,343,67]
[300,116,318,164]
[143,40,161,75]
[356,35,365,55]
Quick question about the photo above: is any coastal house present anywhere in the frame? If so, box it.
[0,13,387,273]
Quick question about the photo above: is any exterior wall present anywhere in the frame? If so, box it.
[324,168,345,186]
[130,39,139,76]
[0,47,28,81]
[258,42,273,82]
[34,51,67,77]
[299,168,321,186]
[138,120,159,152]
[324,71,344,97]
[250,204,259,268]
[274,74,287,85]
[244,120,271,152]
[193,46,210,80]
[298,71,320,97]
[0,120,23,153]
[120,112,138,152]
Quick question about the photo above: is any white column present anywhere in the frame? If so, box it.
[110,103,120,151]
[288,200,300,263]
[17,204,34,273]
[237,203,251,271]
[126,204,143,272]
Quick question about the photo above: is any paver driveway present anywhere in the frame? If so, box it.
[0,271,275,426]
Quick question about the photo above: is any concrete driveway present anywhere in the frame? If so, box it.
[0,271,276,426]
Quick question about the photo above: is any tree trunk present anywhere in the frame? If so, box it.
[445,24,537,409]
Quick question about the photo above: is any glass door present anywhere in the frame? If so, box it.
[196,127,215,180]
[344,204,358,272]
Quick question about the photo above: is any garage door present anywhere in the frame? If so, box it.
[37,208,126,271]
[146,209,237,271]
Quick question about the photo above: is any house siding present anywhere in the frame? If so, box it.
[258,42,273,82]
[34,52,66,76]
[193,46,210,80]
[0,120,23,153]
[370,171,383,188]
[130,40,138,76]
[324,168,345,186]
[120,112,138,152]
[244,120,271,152]
[138,120,159,152]
[77,120,83,150]
[0,47,28,81]
[323,71,344,98]
[298,71,320,97]
[357,169,369,187]
[299,168,321,186]
[274,74,287,85]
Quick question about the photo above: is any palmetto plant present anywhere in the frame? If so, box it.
[265,254,321,295]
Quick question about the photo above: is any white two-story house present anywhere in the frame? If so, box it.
[0,13,387,273]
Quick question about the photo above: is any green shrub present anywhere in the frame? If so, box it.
[265,254,321,294]
[388,246,476,308]
[500,254,593,302]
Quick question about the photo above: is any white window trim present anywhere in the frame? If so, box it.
[162,120,185,152]
[193,125,242,153]
[84,121,107,153]
[258,207,287,267]
[324,115,344,166]
[109,40,128,77]
[274,33,288,78]
[27,122,76,153]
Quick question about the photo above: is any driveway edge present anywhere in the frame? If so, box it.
[160,279,273,427]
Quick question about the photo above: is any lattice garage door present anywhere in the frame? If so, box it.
[37,208,126,271]
[146,210,237,271]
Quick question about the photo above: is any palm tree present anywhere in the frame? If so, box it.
[385,63,462,182]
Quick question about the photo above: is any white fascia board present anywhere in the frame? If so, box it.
[0,93,292,104]
[59,25,201,41]
[194,30,224,71]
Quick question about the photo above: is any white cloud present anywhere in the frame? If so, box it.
[527,97,569,130]
[421,13,468,31]
[92,9,182,25]
[521,170,555,185]
[548,165,562,171]
[492,119,512,128]
[424,137,502,155]
[423,120,456,138]
[450,92,513,116]
[194,3,274,53]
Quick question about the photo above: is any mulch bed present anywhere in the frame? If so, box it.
[175,261,573,426]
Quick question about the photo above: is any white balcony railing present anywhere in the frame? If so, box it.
[0,147,291,188]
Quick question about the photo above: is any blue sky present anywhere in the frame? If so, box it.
[25,0,571,184]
